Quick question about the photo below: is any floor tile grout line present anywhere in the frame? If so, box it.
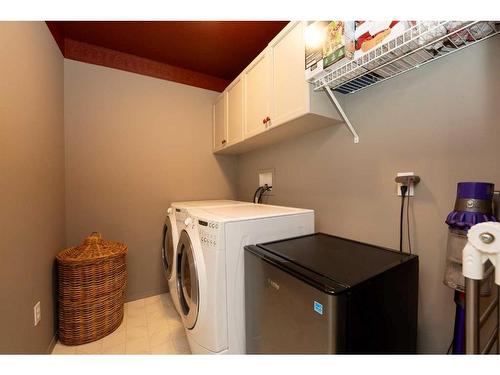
[52,293,188,355]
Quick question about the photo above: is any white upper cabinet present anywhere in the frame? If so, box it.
[268,22,339,128]
[269,21,309,127]
[243,47,272,139]
[213,22,341,154]
[213,92,226,152]
[226,75,244,145]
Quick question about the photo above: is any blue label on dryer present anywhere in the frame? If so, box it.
[313,301,323,315]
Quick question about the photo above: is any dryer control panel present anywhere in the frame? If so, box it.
[198,219,221,249]
[176,211,189,224]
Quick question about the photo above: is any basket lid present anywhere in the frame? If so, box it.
[57,232,127,263]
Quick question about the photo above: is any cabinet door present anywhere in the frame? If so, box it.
[213,93,227,151]
[244,48,272,138]
[270,22,308,126]
[226,76,244,145]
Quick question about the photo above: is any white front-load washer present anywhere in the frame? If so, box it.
[161,200,248,316]
[175,204,315,354]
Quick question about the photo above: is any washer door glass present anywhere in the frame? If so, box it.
[161,216,174,280]
[176,229,199,329]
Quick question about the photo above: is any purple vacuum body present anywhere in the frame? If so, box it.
[444,182,496,354]
[444,182,496,292]
[446,182,496,230]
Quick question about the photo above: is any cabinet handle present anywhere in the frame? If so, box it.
[264,116,271,127]
[221,139,226,145]
[262,118,266,125]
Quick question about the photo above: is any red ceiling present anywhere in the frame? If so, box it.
[47,21,288,88]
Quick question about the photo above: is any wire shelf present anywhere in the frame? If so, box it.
[312,21,500,94]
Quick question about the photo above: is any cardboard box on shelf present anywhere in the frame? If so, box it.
[323,21,355,68]
[353,21,411,59]
[304,21,355,82]
[304,21,329,82]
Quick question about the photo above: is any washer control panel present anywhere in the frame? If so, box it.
[198,219,220,249]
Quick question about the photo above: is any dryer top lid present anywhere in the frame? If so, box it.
[171,200,249,209]
[188,204,313,223]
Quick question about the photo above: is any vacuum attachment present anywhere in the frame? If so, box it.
[444,182,497,293]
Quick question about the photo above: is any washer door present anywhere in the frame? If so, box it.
[161,216,174,280]
[176,229,199,329]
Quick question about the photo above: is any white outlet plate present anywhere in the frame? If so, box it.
[396,172,416,196]
[34,301,41,326]
[259,169,274,190]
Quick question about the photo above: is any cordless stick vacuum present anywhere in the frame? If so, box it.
[444,182,497,354]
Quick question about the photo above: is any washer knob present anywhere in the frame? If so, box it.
[184,217,192,226]
[167,207,173,214]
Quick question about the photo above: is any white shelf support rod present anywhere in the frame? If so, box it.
[324,85,359,144]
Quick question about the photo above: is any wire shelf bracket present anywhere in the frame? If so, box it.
[324,85,360,144]
[311,21,499,146]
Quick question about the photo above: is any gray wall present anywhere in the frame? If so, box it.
[0,22,65,353]
[236,36,500,353]
[64,60,238,302]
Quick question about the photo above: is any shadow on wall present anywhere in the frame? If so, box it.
[238,125,344,204]
[214,154,240,199]
[51,259,59,353]
[484,38,499,129]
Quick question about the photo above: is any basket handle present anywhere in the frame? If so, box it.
[84,232,102,245]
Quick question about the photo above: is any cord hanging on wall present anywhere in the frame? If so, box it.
[395,174,420,254]
[399,185,408,253]
[253,184,272,204]
[407,192,413,254]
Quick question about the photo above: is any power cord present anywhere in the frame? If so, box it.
[253,186,265,204]
[446,339,454,354]
[253,184,272,204]
[407,193,412,254]
[258,184,272,203]
[399,185,408,254]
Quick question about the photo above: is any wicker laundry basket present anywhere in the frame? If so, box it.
[56,232,127,346]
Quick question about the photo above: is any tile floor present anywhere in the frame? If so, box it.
[51,293,191,354]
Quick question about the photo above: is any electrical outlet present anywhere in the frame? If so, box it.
[34,301,41,326]
[396,172,416,196]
